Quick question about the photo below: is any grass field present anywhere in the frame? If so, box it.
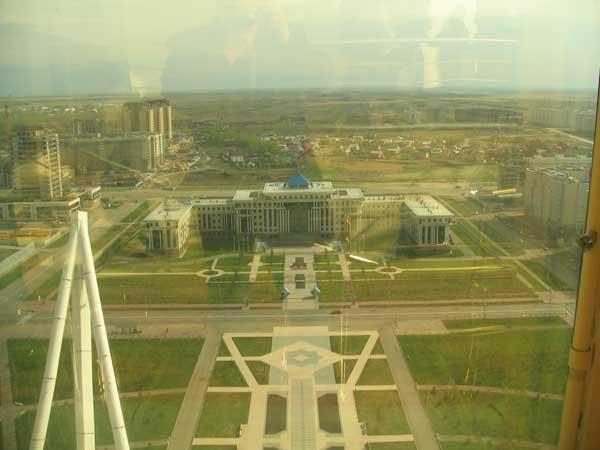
[317,394,341,433]
[330,335,369,355]
[357,359,395,385]
[423,392,562,445]
[210,362,247,387]
[8,338,203,404]
[196,393,251,438]
[350,269,532,302]
[354,390,410,435]
[265,394,287,434]
[247,361,271,384]
[232,337,272,356]
[399,320,570,446]
[16,394,183,450]
[97,275,252,304]
[443,316,567,330]
[369,443,416,450]
[399,327,570,394]
[215,255,252,271]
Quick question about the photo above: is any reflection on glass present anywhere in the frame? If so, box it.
[0,1,598,450]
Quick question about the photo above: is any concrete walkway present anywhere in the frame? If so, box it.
[338,251,351,281]
[380,326,440,450]
[167,327,220,450]
[283,250,317,310]
[249,254,261,282]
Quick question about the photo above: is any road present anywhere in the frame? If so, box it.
[106,181,492,203]
[545,128,594,145]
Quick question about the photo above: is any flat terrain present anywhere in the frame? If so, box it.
[398,318,571,447]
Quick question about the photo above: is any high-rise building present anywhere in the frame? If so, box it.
[497,148,526,190]
[12,128,63,199]
[524,168,590,239]
[122,99,173,140]
[61,132,164,176]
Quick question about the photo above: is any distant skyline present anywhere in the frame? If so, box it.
[1,0,599,96]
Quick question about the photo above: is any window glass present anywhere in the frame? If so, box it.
[0,1,599,450]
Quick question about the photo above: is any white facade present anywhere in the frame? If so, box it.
[144,201,193,256]
[524,168,590,238]
[189,174,453,246]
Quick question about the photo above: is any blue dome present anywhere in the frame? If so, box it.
[286,173,312,188]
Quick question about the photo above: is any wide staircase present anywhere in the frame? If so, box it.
[290,378,317,450]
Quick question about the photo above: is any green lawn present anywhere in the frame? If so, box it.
[450,222,502,257]
[316,270,345,281]
[443,317,568,330]
[247,361,271,384]
[218,340,231,357]
[210,362,247,387]
[329,335,369,355]
[369,444,417,450]
[318,393,341,433]
[232,337,272,356]
[265,394,287,434]
[423,392,562,445]
[357,359,395,385]
[439,444,508,450]
[248,280,283,304]
[255,271,284,282]
[260,254,284,271]
[315,253,339,264]
[521,258,573,291]
[385,258,500,270]
[8,338,203,404]
[196,393,251,438]
[317,280,347,302]
[15,394,182,450]
[334,359,356,384]
[354,390,410,435]
[97,275,251,304]
[399,328,571,394]
[215,256,252,271]
[351,269,532,302]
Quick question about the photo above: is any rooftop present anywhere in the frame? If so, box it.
[403,195,453,217]
[144,201,192,222]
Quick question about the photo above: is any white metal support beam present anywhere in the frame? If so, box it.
[71,238,95,450]
[29,211,130,450]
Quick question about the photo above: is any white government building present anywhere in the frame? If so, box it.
[144,174,453,255]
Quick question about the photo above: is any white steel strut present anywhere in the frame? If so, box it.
[29,211,130,450]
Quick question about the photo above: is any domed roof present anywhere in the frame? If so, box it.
[286,172,312,189]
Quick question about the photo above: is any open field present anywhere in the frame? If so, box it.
[324,268,534,303]
[100,234,235,274]
[8,338,203,404]
[357,359,395,385]
[232,337,272,356]
[196,393,251,438]
[210,362,247,387]
[96,275,252,304]
[16,394,183,450]
[399,327,570,393]
[398,318,571,447]
[354,390,411,435]
[423,393,562,445]
[329,335,369,355]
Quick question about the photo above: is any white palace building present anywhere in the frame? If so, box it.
[144,173,453,255]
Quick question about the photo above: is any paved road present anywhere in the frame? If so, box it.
[380,326,440,450]
[105,181,493,202]
[167,327,220,450]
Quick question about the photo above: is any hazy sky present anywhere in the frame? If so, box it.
[1,0,599,95]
